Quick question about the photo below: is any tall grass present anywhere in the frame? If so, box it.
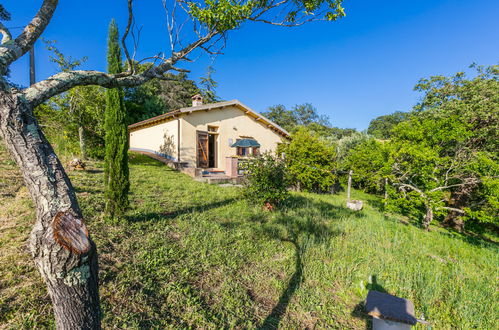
[0,146,497,328]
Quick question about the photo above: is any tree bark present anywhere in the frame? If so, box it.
[78,126,87,160]
[0,90,101,329]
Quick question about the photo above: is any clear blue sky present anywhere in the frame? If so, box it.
[6,0,499,130]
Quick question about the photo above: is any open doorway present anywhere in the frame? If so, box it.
[197,131,217,168]
[208,133,217,168]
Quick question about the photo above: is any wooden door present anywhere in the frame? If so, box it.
[197,131,209,168]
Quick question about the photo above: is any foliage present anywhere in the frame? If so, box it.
[279,127,336,193]
[242,153,289,207]
[35,40,106,159]
[35,87,106,159]
[344,65,499,230]
[188,0,345,33]
[0,4,10,21]
[1,142,497,329]
[199,65,220,102]
[125,69,203,125]
[334,131,370,162]
[367,111,409,139]
[262,103,355,142]
[104,20,129,219]
[344,139,390,194]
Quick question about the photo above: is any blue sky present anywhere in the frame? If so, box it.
[6,0,499,130]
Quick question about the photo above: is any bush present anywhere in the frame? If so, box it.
[279,127,336,193]
[242,153,289,209]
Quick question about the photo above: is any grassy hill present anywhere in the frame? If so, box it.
[1,142,497,329]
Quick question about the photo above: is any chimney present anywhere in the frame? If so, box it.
[192,94,203,107]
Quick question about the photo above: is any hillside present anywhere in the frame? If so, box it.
[0,142,497,329]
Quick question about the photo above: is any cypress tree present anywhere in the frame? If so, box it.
[104,19,129,219]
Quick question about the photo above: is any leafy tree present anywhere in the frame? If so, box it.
[199,65,219,102]
[0,0,346,327]
[104,20,129,219]
[262,103,355,142]
[243,153,289,208]
[125,70,202,125]
[279,127,337,192]
[344,138,390,194]
[367,111,409,139]
[261,104,298,131]
[390,65,499,229]
[36,86,106,159]
[293,103,330,126]
[38,40,106,159]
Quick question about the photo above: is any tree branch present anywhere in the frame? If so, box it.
[121,0,134,73]
[429,179,482,192]
[436,206,466,215]
[23,31,217,107]
[393,182,426,198]
[0,0,58,70]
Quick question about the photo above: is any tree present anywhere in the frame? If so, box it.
[41,40,105,159]
[344,138,390,194]
[367,111,409,139]
[387,65,499,230]
[279,127,337,192]
[261,104,298,131]
[0,0,346,328]
[125,70,202,125]
[104,20,129,220]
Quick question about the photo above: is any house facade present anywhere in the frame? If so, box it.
[128,96,290,178]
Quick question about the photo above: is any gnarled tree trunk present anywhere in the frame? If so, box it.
[0,90,101,329]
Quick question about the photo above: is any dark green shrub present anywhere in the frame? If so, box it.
[242,153,289,209]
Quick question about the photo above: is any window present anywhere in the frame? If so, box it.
[252,147,260,156]
[237,147,248,156]
[208,125,219,133]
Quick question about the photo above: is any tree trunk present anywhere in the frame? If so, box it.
[78,126,87,160]
[0,90,101,329]
[423,205,433,230]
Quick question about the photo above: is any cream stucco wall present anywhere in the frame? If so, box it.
[180,106,285,170]
[129,119,179,161]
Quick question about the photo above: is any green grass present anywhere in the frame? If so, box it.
[1,145,498,329]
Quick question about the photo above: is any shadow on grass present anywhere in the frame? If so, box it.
[282,194,366,220]
[125,198,237,223]
[351,275,388,330]
[258,237,303,330]
[257,203,343,329]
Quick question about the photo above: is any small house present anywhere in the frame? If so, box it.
[128,95,290,179]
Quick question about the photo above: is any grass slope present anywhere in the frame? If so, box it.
[1,144,498,329]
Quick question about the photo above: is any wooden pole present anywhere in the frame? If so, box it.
[347,170,352,203]
[29,46,36,85]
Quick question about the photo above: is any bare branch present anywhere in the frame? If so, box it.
[436,206,466,215]
[429,179,482,192]
[393,182,426,198]
[121,0,134,73]
[23,30,218,107]
[0,0,58,70]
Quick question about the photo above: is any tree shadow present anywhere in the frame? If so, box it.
[256,207,343,329]
[351,275,388,330]
[282,194,366,220]
[125,198,237,223]
[258,236,303,329]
